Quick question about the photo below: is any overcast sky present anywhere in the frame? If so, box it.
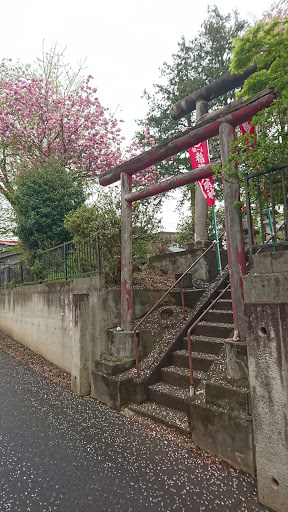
[0,0,275,231]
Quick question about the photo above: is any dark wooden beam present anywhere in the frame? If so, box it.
[99,89,275,186]
[125,161,219,203]
[170,64,258,120]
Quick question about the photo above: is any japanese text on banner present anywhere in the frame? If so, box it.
[188,141,215,207]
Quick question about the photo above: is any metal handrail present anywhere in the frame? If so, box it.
[185,219,288,397]
[133,232,225,377]
[186,281,231,396]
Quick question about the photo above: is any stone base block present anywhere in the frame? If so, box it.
[190,400,255,476]
[108,329,139,359]
[225,340,249,380]
[205,380,250,415]
[95,357,135,376]
[91,370,146,410]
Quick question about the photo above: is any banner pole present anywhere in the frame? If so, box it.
[212,204,222,275]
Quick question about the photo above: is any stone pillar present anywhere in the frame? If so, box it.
[244,251,288,512]
[71,293,90,396]
[194,98,208,241]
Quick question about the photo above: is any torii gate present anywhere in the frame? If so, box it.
[99,86,275,347]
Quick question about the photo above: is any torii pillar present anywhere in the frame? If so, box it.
[220,122,247,341]
[120,172,133,331]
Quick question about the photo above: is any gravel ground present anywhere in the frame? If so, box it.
[0,330,71,391]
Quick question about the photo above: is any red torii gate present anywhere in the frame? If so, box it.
[99,88,275,344]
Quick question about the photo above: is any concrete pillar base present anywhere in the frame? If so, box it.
[71,293,90,396]
[108,328,139,359]
[225,340,249,380]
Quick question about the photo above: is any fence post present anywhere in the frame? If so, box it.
[97,235,101,274]
[64,243,68,280]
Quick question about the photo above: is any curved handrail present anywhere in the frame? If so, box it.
[133,232,226,377]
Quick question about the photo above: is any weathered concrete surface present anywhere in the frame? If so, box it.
[108,328,136,358]
[190,354,255,476]
[0,350,270,511]
[91,303,190,408]
[149,243,227,281]
[190,400,255,475]
[0,277,106,376]
[0,277,168,395]
[225,340,249,380]
[71,293,90,395]
[244,251,288,512]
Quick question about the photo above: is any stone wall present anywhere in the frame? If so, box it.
[149,241,227,281]
[244,251,288,512]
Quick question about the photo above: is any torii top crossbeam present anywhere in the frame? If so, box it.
[99,89,274,187]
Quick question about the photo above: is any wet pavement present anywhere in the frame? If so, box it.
[0,349,270,512]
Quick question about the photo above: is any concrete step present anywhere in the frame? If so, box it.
[193,321,234,339]
[213,299,232,311]
[205,309,233,324]
[183,335,224,355]
[160,365,205,389]
[172,350,218,372]
[129,402,191,434]
[192,352,219,372]
[148,382,190,413]
[205,380,251,415]
[219,289,231,300]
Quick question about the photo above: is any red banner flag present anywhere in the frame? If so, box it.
[240,120,256,153]
[188,141,215,207]
[240,120,255,137]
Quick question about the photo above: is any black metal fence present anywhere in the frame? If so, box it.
[244,163,288,253]
[0,237,101,287]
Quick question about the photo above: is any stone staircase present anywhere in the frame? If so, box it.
[91,271,254,474]
[129,287,234,434]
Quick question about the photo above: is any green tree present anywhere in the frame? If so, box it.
[221,11,288,174]
[64,188,162,284]
[136,5,247,235]
[139,6,246,148]
[214,9,288,242]
[13,158,86,257]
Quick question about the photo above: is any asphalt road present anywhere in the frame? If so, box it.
[0,349,270,512]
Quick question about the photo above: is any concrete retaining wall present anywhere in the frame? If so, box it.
[244,251,288,512]
[0,276,166,394]
[149,242,227,282]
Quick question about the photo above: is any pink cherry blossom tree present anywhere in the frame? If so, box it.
[0,74,124,202]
